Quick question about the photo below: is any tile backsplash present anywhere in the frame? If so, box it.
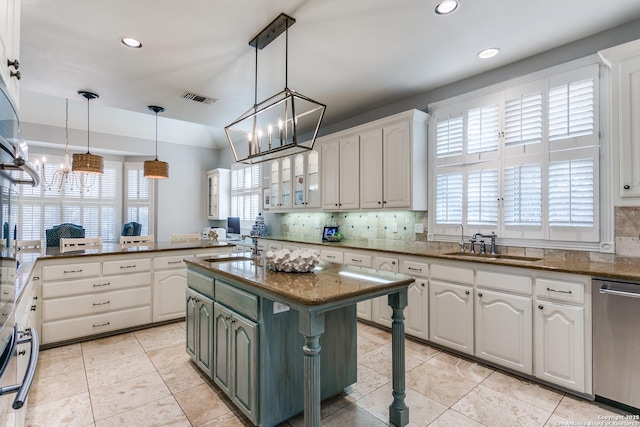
[276,206,640,263]
[280,211,428,244]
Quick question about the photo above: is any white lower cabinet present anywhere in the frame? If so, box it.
[154,269,188,322]
[369,255,394,327]
[404,278,428,340]
[475,289,532,374]
[429,279,474,354]
[534,301,585,391]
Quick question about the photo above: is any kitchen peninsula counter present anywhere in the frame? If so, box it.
[260,236,640,282]
[184,256,414,427]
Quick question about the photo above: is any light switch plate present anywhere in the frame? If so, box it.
[273,302,290,314]
[391,223,398,233]
[414,223,424,233]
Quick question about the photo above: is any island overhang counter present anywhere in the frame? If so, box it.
[184,256,415,427]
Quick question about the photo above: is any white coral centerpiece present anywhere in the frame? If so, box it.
[265,248,320,273]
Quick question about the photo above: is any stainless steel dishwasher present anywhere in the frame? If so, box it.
[592,278,640,412]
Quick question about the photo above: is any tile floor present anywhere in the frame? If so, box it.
[26,321,636,427]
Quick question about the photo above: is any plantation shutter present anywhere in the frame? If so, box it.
[231,163,261,220]
[435,172,463,224]
[466,168,499,226]
[503,164,542,226]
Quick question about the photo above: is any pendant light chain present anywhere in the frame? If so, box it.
[155,110,159,160]
[285,22,289,90]
[86,95,90,153]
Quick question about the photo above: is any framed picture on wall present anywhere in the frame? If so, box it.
[263,188,270,210]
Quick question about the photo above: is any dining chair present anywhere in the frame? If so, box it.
[120,234,154,245]
[59,237,103,253]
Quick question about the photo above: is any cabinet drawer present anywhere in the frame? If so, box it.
[344,252,372,268]
[320,250,343,264]
[187,270,215,298]
[103,258,151,275]
[401,260,428,277]
[476,270,532,295]
[536,278,584,304]
[215,280,258,321]
[42,286,151,322]
[43,262,101,281]
[42,306,151,344]
[42,272,151,299]
[430,263,473,285]
[154,254,193,270]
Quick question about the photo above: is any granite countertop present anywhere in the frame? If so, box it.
[260,236,640,283]
[185,256,414,307]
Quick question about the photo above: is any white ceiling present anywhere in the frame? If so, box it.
[17,0,640,152]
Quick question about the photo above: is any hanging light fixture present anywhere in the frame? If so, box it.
[72,90,104,174]
[36,98,97,191]
[225,13,326,164]
[144,105,169,179]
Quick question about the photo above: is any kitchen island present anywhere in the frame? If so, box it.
[184,255,415,427]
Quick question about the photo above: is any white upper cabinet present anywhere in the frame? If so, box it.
[269,157,293,211]
[321,135,360,210]
[0,0,20,105]
[292,150,320,209]
[206,169,230,220]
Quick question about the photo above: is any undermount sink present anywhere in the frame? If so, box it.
[442,252,543,263]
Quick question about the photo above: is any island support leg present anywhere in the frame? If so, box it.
[388,289,409,427]
[299,311,325,427]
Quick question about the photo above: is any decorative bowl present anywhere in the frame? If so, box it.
[265,248,320,273]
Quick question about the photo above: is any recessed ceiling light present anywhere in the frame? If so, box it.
[435,0,459,15]
[121,37,142,48]
[477,48,500,59]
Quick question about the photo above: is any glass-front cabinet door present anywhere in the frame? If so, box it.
[293,150,320,209]
[270,160,281,209]
[280,157,292,209]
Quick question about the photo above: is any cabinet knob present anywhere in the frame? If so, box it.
[478,292,482,297]
[624,185,631,190]
[17,349,26,356]
[378,201,381,205]
[538,305,544,310]
[7,59,19,69]
[31,305,37,311]
[420,283,425,287]
[465,290,470,295]
[10,70,21,80]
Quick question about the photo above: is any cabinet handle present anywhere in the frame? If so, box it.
[64,269,83,274]
[478,293,483,297]
[17,349,26,356]
[33,276,40,281]
[7,59,19,69]
[120,265,137,269]
[326,255,336,259]
[421,283,425,287]
[351,259,362,263]
[30,305,36,311]
[407,267,422,272]
[465,290,470,295]
[538,305,544,310]
[377,201,381,205]
[92,301,110,306]
[392,261,396,265]
[624,185,630,190]
[546,287,572,294]
[93,282,111,287]
[93,322,110,328]
[168,260,183,265]
[383,201,387,204]
[335,204,338,207]
[10,70,20,80]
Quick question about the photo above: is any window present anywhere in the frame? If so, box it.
[231,163,261,221]
[430,62,600,246]
[18,155,122,242]
[124,162,154,235]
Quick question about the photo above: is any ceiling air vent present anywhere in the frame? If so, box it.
[181,91,217,105]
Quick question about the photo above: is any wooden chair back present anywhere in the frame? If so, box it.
[120,235,154,245]
[171,233,201,242]
[60,237,103,253]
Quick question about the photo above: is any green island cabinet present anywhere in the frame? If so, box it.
[185,267,357,426]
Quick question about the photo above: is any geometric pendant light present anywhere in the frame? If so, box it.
[143,105,169,179]
[72,90,104,174]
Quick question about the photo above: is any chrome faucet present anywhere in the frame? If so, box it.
[470,232,497,255]
[241,235,260,258]
[455,224,465,252]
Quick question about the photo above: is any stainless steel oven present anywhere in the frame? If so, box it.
[593,278,640,413]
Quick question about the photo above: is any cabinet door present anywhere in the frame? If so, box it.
[321,139,340,209]
[0,0,19,104]
[270,160,281,209]
[154,269,187,322]
[339,136,360,210]
[231,312,258,424]
[429,280,474,354]
[370,256,398,327]
[383,121,412,208]
[534,302,585,391]
[211,173,219,218]
[475,289,532,374]
[405,278,428,340]
[618,55,640,197]
[306,150,320,208]
[213,303,232,393]
[280,157,293,209]
[196,296,214,378]
[185,289,198,360]
[293,153,306,208]
[360,129,383,209]
[356,300,372,321]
